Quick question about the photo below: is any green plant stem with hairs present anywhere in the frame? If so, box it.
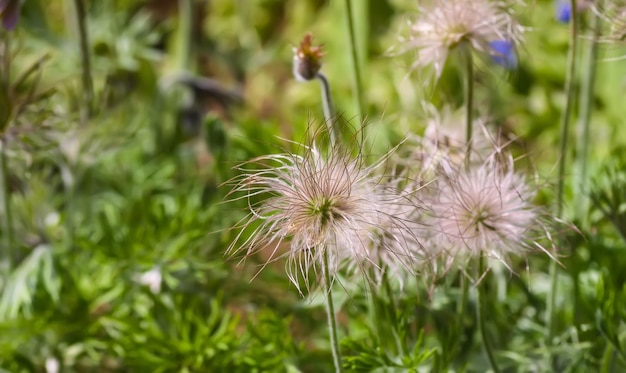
[575,0,602,226]
[342,0,365,122]
[322,249,343,372]
[457,48,474,345]
[477,255,500,373]
[367,267,405,357]
[548,0,578,345]
[464,49,474,166]
[73,0,93,124]
[382,270,405,357]
[317,72,338,146]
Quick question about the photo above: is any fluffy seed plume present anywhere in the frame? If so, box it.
[226,132,427,291]
[406,0,524,77]
[430,153,550,269]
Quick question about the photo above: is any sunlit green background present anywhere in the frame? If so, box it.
[1,0,626,371]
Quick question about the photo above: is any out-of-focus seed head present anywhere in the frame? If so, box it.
[293,33,325,81]
[405,0,524,78]
[430,154,550,269]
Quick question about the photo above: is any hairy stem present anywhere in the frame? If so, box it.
[73,0,93,124]
[317,73,338,146]
[382,270,406,357]
[342,0,365,123]
[548,0,578,344]
[574,0,602,226]
[457,272,469,333]
[465,49,474,167]
[477,255,500,373]
[323,249,343,372]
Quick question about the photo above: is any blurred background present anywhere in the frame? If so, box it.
[1,0,626,371]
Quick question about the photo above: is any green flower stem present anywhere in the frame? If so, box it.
[73,0,93,124]
[317,73,338,146]
[381,271,405,357]
[600,343,616,373]
[366,278,389,353]
[342,0,365,122]
[548,0,578,344]
[177,0,194,71]
[322,249,343,372]
[457,272,469,332]
[0,139,14,270]
[575,0,602,226]
[465,49,474,167]
[477,255,500,373]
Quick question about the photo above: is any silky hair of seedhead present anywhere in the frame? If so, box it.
[225,128,431,293]
[401,0,524,78]
[427,149,558,273]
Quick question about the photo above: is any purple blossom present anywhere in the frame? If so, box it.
[555,1,572,23]
[489,39,518,69]
[0,0,20,31]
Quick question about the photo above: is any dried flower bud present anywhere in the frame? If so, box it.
[293,33,325,81]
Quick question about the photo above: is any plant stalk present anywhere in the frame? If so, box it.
[548,0,578,344]
[177,0,194,71]
[574,0,602,226]
[342,0,365,123]
[322,249,343,372]
[465,49,474,167]
[73,0,93,124]
[381,270,405,357]
[317,73,338,146]
[477,255,500,373]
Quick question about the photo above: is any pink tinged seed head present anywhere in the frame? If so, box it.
[226,139,426,292]
[406,0,524,77]
[431,155,538,266]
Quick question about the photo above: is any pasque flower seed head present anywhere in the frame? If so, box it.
[227,131,428,292]
[406,0,524,77]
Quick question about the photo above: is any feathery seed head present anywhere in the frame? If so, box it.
[431,155,540,267]
[227,133,426,291]
[406,0,523,77]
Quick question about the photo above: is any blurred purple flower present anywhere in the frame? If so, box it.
[489,39,517,69]
[555,1,572,23]
[555,0,594,23]
[0,0,20,31]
